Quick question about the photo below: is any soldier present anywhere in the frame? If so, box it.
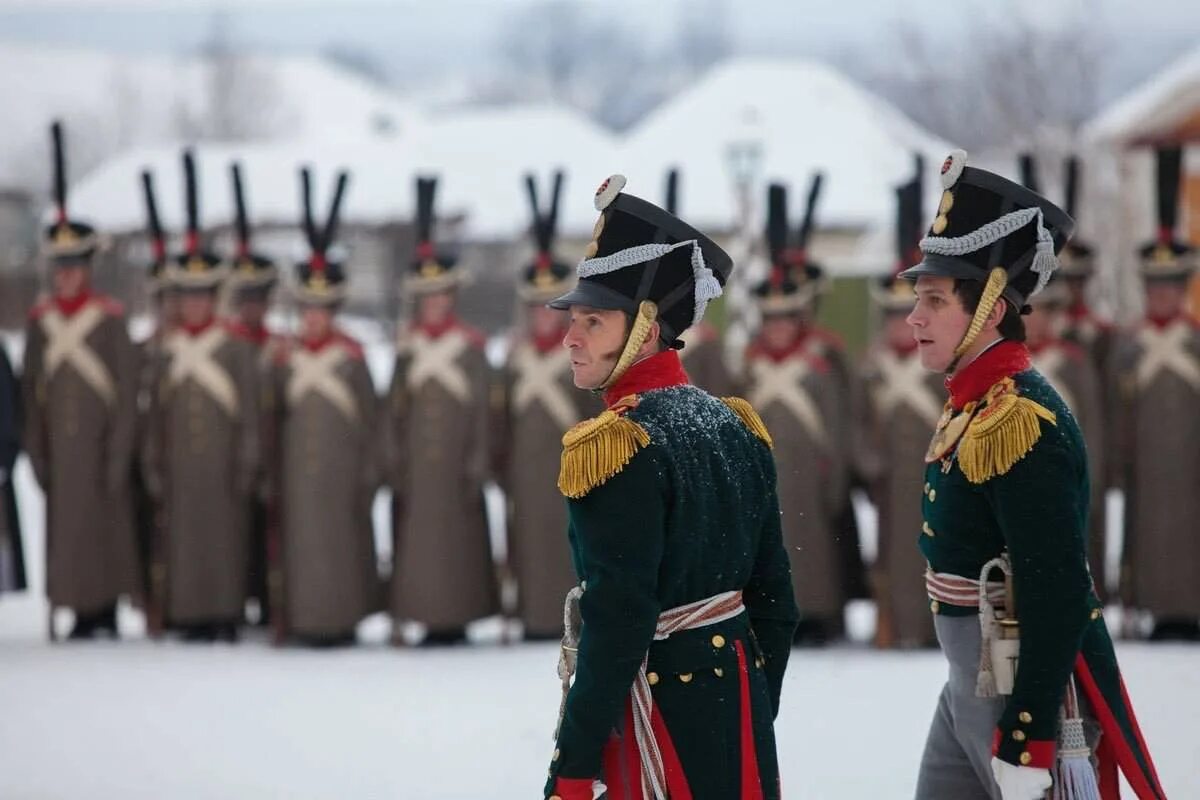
[0,344,24,597]
[132,170,177,602]
[859,160,940,649]
[1018,154,1108,599]
[1056,157,1114,379]
[269,168,379,646]
[385,175,497,646]
[743,178,851,644]
[663,168,734,396]
[22,121,139,640]
[223,161,282,628]
[543,174,797,800]
[495,171,594,641]
[1112,145,1200,641]
[142,150,260,642]
[903,150,1164,800]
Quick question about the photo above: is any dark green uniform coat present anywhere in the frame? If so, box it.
[546,351,798,800]
[919,341,1165,797]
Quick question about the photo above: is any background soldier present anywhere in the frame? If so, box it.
[270,168,379,646]
[665,168,735,396]
[385,175,497,646]
[859,161,940,649]
[22,121,139,640]
[142,150,260,642]
[1018,154,1108,599]
[0,344,24,596]
[495,170,594,641]
[1112,145,1200,641]
[223,161,282,628]
[744,178,850,644]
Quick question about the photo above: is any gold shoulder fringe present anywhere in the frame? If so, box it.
[719,396,774,449]
[558,401,650,499]
[957,378,1056,484]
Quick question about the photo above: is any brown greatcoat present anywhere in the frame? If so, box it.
[742,336,847,626]
[678,321,734,397]
[22,294,139,613]
[494,335,596,637]
[385,321,499,630]
[1111,317,1200,617]
[1029,338,1107,596]
[142,321,260,624]
[272,332,380,638]
[856,343,942,648]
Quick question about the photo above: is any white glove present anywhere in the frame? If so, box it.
[991,757,1052,800]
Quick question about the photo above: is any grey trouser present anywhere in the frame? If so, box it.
[914,614,1005,800]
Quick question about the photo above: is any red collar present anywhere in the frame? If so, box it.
[54,290,92,317]
[229,320,270,346]
[180,318,217,337]
[1146,313,1189,330]
[302,331,336,352]
[1067,302,1092,321]
[530,329,566,354]
[603,349,690,408]
[945,340,1030,410]
[416,317,459,340]
[750,328,809,363]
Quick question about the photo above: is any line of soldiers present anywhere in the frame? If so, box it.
[4,121,1198,648]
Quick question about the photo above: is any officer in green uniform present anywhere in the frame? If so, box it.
[542,175,799,800]
[901,150,1166,800]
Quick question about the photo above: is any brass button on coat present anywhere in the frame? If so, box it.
[1019,711,1032,724]
[711,634,726,648]
[1019,751,1032,766]
[1012,730,1026,742]
[678,673,693,684]
[647,672,659,686]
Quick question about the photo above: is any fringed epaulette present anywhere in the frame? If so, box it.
[957,377,1056,484]
[558,394,649,499]
[719,396,774,449]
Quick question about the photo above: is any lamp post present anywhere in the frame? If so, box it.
[723,106,764,375]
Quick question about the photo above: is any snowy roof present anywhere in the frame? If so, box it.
[0,43,426,187]
[1085,44,1200,146]
[617,58,951,254]
[66,103,621,239]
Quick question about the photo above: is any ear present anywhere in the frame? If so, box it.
[981,297,1008,332]
[638,319,663,358]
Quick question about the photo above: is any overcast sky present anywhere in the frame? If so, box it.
[0,0,1196,102]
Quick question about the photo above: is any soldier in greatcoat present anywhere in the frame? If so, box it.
[22,121,139,639]
[385,175,497,645]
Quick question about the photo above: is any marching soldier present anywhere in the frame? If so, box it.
[663,168,734,396]
[859,161,940,649]
[1112,145,1200,641]
[142,150,260,642]
[495,171,594,641]
[0,344,24,597]
[385,176,497,646]
[22,121,139,639]
[744,177,851,644]
[543,174,797,800]
[270,168,380,646]
[1018,154,1109,598]
[903,150,1164,800]
[223,161,283,627]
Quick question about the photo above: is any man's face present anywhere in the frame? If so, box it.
[52,263,89,299]
[1024,302,1061,347]
[907,276,971,372]
[235,293,269,328]
[562,305,628,389]
[528,304,567,339]
[761,313,802,352]
[300,304,334,341]
[1144,278,1187,321]
[883,310,914,351]
[416,289,456,327]
[158,290,181,330]
[179,290,216,328]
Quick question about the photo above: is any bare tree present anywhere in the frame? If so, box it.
[193,8,284,142]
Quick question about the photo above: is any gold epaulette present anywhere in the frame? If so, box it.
[957,377,1056,484]
[558,394,650,499]
[719,396,774,449]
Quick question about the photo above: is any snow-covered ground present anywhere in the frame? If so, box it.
[0,592,1196,799]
